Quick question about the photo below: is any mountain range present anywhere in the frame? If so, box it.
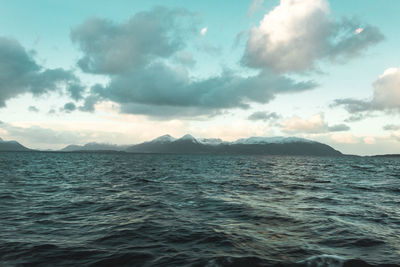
[61,142,129,152]
[0,134,344,156]
[124,134,342,156]
[0,137,32,151]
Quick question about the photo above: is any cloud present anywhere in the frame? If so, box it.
[86,65,316,117]
[392,132,400,142]
[197,42,222,56]
[0,122,83,145]
[175,51,196,68]
[71,7,317,118]
[28,106,39,112]
[327,124,350,132]
[0,121,132,149]
[363,136,376,145]
[333,98,372,113]
[248,111,279,121]
[79,94,100,112]
[200,27,208,36]
[247,0,264,17]
[242,0,383,73]
[333,67,400,114]
[330,132,359,144]
[372,68,400,109]
[343,113,370,122]
[67,84,85,101]
[355,28,364,34]
[312,133,400,155]
[383,124,400,131]
[0,37,84,107]
[119,103,222,119]
[62,102,77,113]
[71,7,196,75]
[233,30,248,48]
[281,113,350,134]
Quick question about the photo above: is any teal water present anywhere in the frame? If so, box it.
[0,152,399,266]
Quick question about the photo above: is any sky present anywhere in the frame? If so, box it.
[0,0,399,155]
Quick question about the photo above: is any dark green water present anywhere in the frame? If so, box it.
[0,152,399,266]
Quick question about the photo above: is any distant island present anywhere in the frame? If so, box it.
[0,137,32,152]
[371,154,400,158]
[0,134,344,156]
[123,134,342,156]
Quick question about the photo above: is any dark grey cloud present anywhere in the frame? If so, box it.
[331,98,372,113]
[242,0,384,73]
[383,124,400,131]
[67,84,85,101]
[28,106,39,112]
[79,94,100,112]
[120,103,222,119]
[344,113,371,123]
[71,7,197,75]
[328,124,350,132]
[248,111,279,121]
[62,102,77,113]
[86,64,316,117]
[0,37,84,107]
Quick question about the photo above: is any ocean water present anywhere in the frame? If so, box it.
[0,152,399,267]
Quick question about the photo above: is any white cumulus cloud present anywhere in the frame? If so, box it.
[373,68,400,108]
[242,0,383,73]
[334,67,400,114]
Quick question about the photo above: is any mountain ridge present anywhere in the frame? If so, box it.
[0,138,32,151]
[61,142,129,152]
[125,134,342,156]
[0,134,344,156]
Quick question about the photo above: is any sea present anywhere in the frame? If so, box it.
[0,152,399,267]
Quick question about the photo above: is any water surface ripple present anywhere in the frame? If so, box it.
[0,152,399,266]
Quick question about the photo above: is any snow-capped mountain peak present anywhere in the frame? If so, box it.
[197,138,224,145]
[233,136,314,145]
[148,134,315,146]
[178,134,197,142]
[151,134,177,143]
